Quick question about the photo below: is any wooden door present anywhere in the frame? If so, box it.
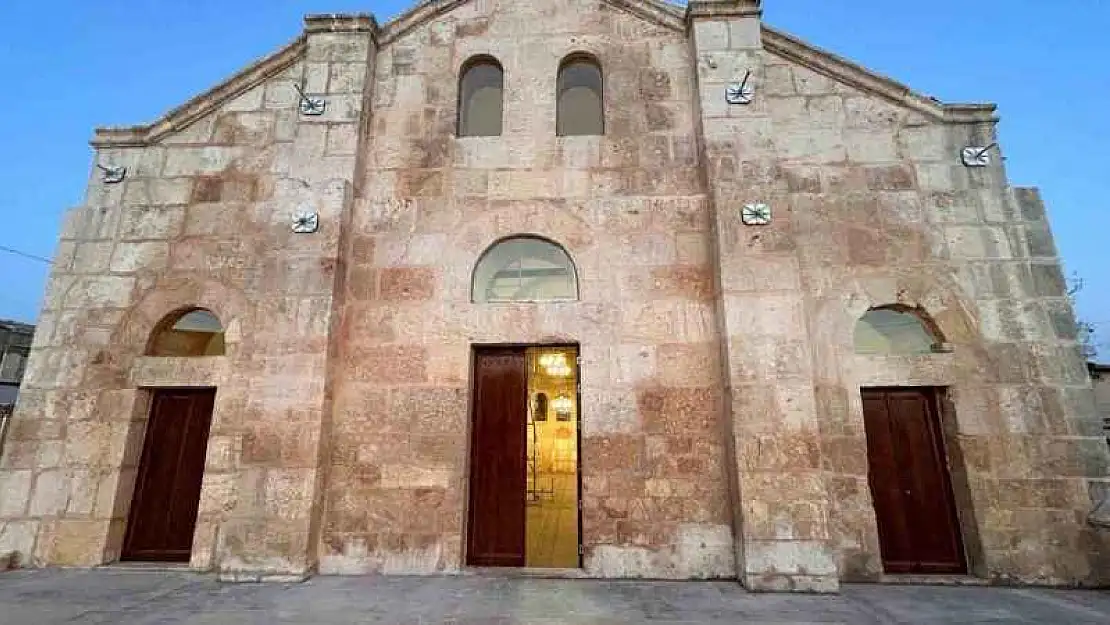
[122,388,216,563]
[467,349,527,567]
[862,387,966,574]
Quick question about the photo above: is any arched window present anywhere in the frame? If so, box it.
[148,309,226,357]
[854,307,941,355]
[457,56,504,137]
[557,54,603,136]
[472,236,578,303]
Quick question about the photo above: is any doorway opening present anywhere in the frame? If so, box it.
[467,345,581,569]
[861,387,966,574]
[121,388,216,563]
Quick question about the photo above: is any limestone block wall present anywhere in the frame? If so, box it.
[690,1,837,592]
[1,0,1106,589]
[690,0,1109,588]
[0,17,374,579]
[320,0,735,578]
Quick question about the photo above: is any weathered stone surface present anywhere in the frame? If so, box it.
[3,0,1105,594]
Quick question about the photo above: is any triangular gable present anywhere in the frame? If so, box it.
[92,1,995,147]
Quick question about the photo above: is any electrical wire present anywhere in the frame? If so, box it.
[0,245,51,265]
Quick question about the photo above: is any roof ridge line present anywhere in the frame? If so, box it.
[91,36,308,147]
[762,25,998,124]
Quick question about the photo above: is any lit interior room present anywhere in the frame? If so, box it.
[525,347,579,568]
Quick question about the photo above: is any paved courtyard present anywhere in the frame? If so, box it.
[1,569,1109,624]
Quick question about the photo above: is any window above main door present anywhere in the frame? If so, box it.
[472,236,578,303]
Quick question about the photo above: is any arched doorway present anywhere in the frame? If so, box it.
[854,306,966,574]
[466,237,582,569]
[121,308,223,563]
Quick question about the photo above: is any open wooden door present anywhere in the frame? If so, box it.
[122,388,215,563]
[466,349,527,566]
[862,387,966,574]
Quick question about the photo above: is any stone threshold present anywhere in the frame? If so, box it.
[101,562,198,573]
[870,574,988,587]
[104,563,308,583]
[462,566,593,580]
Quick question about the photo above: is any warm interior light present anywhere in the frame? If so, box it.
[538,352,573,378]
[525,346,579,568]
[551,394,574,416]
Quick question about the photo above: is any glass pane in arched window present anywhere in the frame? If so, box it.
[473,238,578,303]
[854,308,937,355]
[149,309,226,357]
[557,58,603,136]
[458,59,504,137]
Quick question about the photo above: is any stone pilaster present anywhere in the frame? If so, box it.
[212,14,377,581]
[689,0,839,592]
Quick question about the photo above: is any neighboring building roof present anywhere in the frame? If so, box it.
[1089,362,1110,376]
[0,319,33,334]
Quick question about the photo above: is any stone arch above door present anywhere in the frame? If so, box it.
[839,273,981,353]
[854,306,944,356]
[114,277,248,359]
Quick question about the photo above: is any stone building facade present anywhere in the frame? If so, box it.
[1,0,1107,592]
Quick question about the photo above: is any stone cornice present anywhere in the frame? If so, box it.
[304,13,380,45]
[762,25,999,124]
[942,103,1000,124]
[304,13,379,34]
[685,0,762,21]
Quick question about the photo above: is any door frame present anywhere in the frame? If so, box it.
[861,385,968,575]
[120,386,217,564]
[463,343,583,569]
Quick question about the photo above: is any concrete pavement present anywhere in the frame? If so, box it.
[1,569,1109,624]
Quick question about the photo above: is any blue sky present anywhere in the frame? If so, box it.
[1,1,1107,354]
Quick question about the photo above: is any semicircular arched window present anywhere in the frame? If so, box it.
[854,307,941,355]
[457,56,504,137]
[557,54,604,136]
[148,309,226,357]
[472,237,578,303]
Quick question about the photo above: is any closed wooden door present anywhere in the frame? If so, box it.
[862,388,966,574]
[122,388,216,563]
[467,349,527,567]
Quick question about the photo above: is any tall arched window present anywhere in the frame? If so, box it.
[854,306,942,355]
[472,236,578,303]
[457,56,504,137]
[148,309,226,357]
[557,54,603,136]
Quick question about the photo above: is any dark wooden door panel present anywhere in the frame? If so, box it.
[862,388,966,575]
[122,388,215,563]
[889,391,964,573]
[467,349,527,567]
[862,392,915,571]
